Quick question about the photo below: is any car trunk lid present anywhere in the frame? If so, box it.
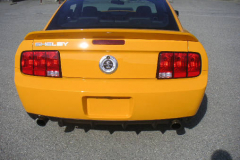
[29,29,196,79]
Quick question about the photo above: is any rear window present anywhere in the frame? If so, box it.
[47,0,179,31]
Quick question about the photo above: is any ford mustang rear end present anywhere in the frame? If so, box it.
[15,0,208,129]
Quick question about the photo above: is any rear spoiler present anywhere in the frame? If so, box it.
[25,29,198,42]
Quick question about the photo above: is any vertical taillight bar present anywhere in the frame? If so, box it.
[174,53,187,78]
[46,51,61,77]
[34,51,46,76]
[159,53,174,78]
[188,53,201,77]
[21,51,34,75]
[157,52,201,79]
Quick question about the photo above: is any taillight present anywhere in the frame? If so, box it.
[157,52,201,79]
[188,53,201,77]
[21,51,33,75]
[159,53,174,78]
[174,53,187,78]
[34,51,46,76]
[46,51,60,77]
[21,51,61,77]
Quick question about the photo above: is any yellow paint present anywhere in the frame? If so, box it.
[15,67,208,120]
[24,29,198,41]
[14,3,208,121]
[86,98,132,118]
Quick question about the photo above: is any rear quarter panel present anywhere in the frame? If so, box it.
[188,41,208,72]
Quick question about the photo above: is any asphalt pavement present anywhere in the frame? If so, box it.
[0,0,239,159]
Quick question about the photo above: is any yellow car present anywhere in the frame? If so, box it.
[15,0,208,130]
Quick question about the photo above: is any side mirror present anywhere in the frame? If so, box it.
[175,10,179,17]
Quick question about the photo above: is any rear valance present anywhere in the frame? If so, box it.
[25,29,198,42]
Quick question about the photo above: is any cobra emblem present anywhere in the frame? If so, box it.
[99,55,118,74]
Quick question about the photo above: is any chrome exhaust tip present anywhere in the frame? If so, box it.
[170,119,182,130]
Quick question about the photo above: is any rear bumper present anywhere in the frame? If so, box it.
[28,113,177,126]
[15,68,207,121]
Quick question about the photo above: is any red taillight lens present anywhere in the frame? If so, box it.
[92,40,125,45]
[159,53,174,78]
[174,53,187,78]
[46,51,60,77]
[158,52,201,79]
[188,53,201,77]
[34,51,46,76]
[21,51,33,75]
[21,51,61,77]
